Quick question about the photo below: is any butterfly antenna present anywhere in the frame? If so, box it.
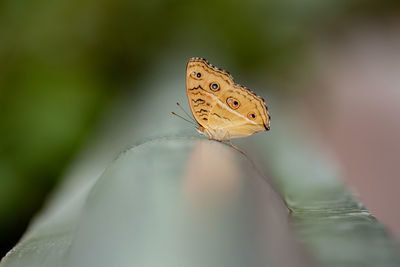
[171,112,197,126]
[176,102,196,123]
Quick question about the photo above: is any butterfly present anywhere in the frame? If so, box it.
[173,57,270,146]
[181,58,270,141]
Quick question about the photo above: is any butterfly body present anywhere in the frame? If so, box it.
[186,58,270,141]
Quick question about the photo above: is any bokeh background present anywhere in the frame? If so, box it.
[1,0,400,257]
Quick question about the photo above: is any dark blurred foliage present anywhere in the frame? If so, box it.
[0,0,399,256]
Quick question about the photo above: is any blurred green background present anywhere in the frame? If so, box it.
[1,0,400,257]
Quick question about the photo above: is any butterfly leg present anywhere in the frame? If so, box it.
[228,140,246,156]
[225,132,246,156]
[203,128,214,140]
